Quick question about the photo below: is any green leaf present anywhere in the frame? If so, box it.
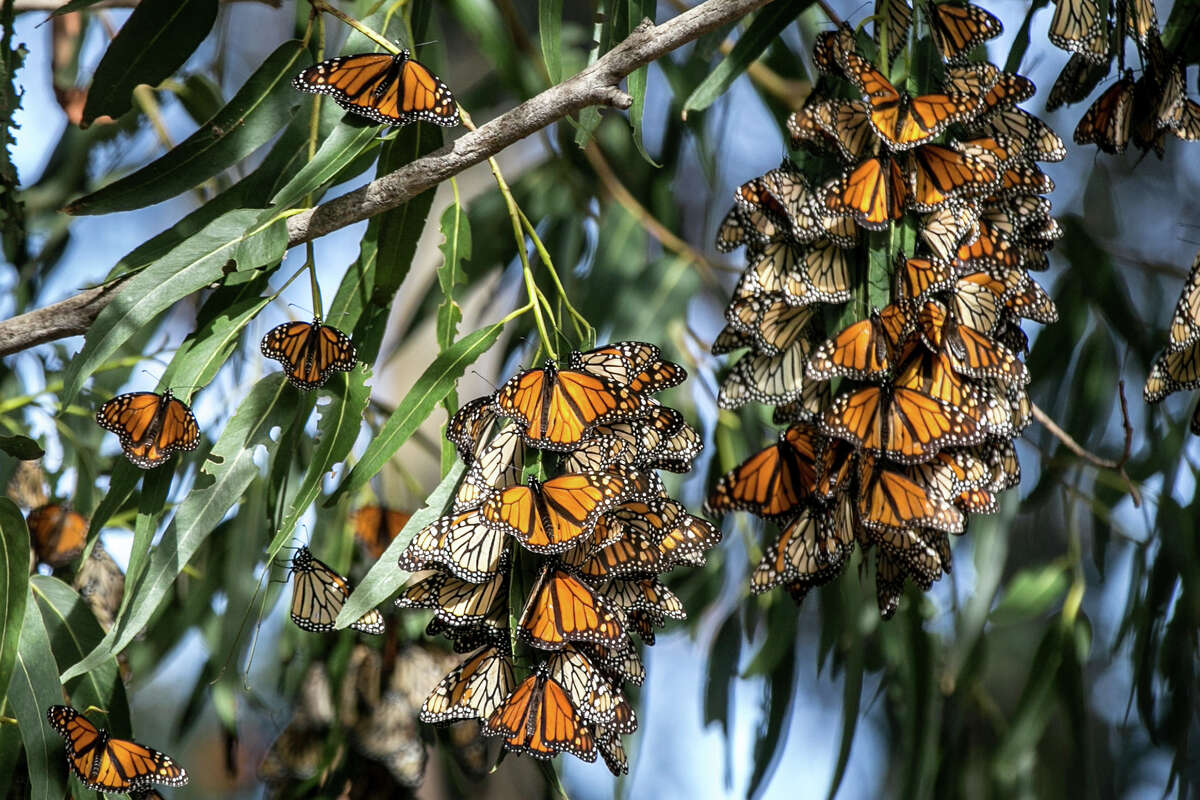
[682,2,805,114]
[266,368,371,558]
[68,41,306,214]
[120,465,173,616]
[989,565,1070,625]
[0,498,30,723]
[435,192,471,472]
[60,209,288,406]
[30,577,130,736]
[161,273,272,391]
[626,0,659,165]
[704,611,740,786]
[826,635,864,800]
[267,120,382,210]
[329,322,505,504]
[0,433,42,460]
[83,460,140,543]
[50,0,113,17]
[539,0,564,84]
[81,0,219,126]
[335,461,464,629]
[61,376,297,681]
[7,589,65,800]
[172,73,225,125]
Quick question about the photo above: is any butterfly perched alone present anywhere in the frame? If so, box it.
[47,705,188,793]
[96,390,200,469]
[289,545,384,635]
[261,318,357,390]
[292,48,460,127]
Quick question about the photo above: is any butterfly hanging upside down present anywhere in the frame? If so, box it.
[292,48,461,127]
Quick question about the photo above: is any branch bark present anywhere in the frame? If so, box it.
[0,0,770,358]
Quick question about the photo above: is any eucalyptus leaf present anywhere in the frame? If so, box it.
[7,590,65,800]
[0,433,42,460]
[0,498,29,718]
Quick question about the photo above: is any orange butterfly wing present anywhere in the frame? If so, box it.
[292,50,459,127]
[518,569,625,650]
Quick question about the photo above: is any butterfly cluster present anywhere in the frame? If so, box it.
[1144,249,1200,435]
[708,14,1061,616]
[394,341,719,772]
[1045,0,1199,154]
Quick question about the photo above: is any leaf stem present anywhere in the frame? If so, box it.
[311,0,399,53]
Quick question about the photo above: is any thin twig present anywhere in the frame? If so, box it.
[0,0,770,358]
[583,141,723,290]
[1032,385,1141,507]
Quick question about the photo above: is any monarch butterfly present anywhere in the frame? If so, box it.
[751,499,855,595]
[733,165,828,243]
[715,205,784,252]
[971,107,1068,162]
[1144,345,1200,402]
[906,144,998,212]
[292,49,460,126]
[397,569,507,628]
[875,521,949,589]
[1048,0,1108,63]
[906,449,992,503]
[96,390,200,469]
[1046,52,1114,111]
[896,255,956,303]
[857,455,965,533]
[261,318,357,390]
[954,135,1022,173]
[398,510,508,582]
[569,341,685,394]
[445,396,499,463]
[815,99,878,163]
[518,567,626,651]
[875,549,910,617]
[452,425,525,511]
[1122,0,1159,47]
[717,335,814,408]
[873,0,912,61]
[47,705,188,793]
[484,668,596,761]
[917,300,1030,385]
[494,361,646,451]
[705,423,821,517]
[1074,72,1134,153]
[926,1,1003,62]
[480,467,649,554]
[840,51,980,149]
[545,645,628,725]
[419,645,515,724]
[563,406,702,475]
[73,543,124,633]
[787,103,830,152]
[1171,99,1200,141]
[289,546,384,634]
[807,305,911,382]
[425,606,508,653]
[351,505,411,559]
[823,156,907,229]
[944,64,1034,117]
[1167,252,1200,349]
[821,383,984,464]
[594,724,629,775]
[578,641,646,686]
[812,24,859,74]
[27,504,87,568]
[947,274,1005,334]
[738,241,853,306]
[714,295,815,357]
[919,203,979,262]
[598,577,686,626]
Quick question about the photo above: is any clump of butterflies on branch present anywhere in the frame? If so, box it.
[706,5,1061,617]
[1044,0,1200,154]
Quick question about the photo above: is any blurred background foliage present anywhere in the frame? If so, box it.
[1,0,1200,798]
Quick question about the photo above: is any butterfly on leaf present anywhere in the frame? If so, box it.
[261,318,357,390]
[96,389,200,469]
[289,545,384,635]
[292,48,460,126]
[47,705,188,793]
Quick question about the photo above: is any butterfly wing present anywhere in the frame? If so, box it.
[518,568,625,650]
[290,547,383,634]
[420,645,515,724]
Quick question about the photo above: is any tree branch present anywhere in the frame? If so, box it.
[0,0,770,358]
[14,0,279,10]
